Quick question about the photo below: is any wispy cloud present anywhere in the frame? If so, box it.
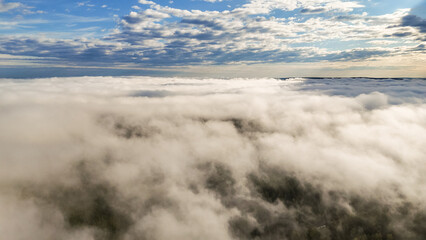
[53,13,112,23]
[0,0,21,13]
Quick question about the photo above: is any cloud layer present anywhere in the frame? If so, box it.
[0,0,425,70]
[0,77,425,239]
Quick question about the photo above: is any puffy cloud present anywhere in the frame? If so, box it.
[0,0,423,68]
[138,0,156,5]
[81,2,426,64]
[233,0,364,15]
[0,77,425,239]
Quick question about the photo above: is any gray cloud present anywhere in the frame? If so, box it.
[300,8,327,14]
[401,15,426,33]
[320,48,392,62]
[284,77,426,104]
[0,35,404,68]
[0,77,425,239]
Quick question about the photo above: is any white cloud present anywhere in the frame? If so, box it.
[105,2,417,65]
[0,77,425,239]
[138,0,156,5]
[0,0,21,12]
[234,0,364,15]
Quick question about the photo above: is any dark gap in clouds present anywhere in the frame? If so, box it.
[249,167,324,210]
[242,166,425,240]
[228,216,263,239]
[130,90,177,98]
[202,162,236,199]
[98,113,160,139]
[224,118,270,135]
[194,117,271,136]
[26,161,133,240]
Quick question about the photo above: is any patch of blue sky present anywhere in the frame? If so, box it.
[410,1,426,17]
[360,0,423,15]
[268,9,301,19]
[1,15,113,38]
[1,0,125,37]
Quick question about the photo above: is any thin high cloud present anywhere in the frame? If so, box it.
[0,0,21,13]
[0,0,425,72]
[0,77,425,239]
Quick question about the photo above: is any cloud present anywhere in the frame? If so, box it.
[401,14,426,33]
[0,0,21,13]
[321,48,392,62]
[289,77,426,103]
[0,1,423,68]
[0,77,425,239]
[233,0,364,15]
[300,8,327,14]
[138,0,156,5]
[104,3,414,65]
[0,34,417,68]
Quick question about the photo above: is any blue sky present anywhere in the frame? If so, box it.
[0,0,425,77]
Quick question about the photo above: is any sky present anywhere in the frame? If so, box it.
[0,0,425,78]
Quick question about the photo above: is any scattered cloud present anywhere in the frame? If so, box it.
[0,0,425,71]
[232,0,364,15]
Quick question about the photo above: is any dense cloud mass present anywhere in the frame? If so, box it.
[0,77,425,240]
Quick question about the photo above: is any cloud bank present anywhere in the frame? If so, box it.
[0,77,425,239]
